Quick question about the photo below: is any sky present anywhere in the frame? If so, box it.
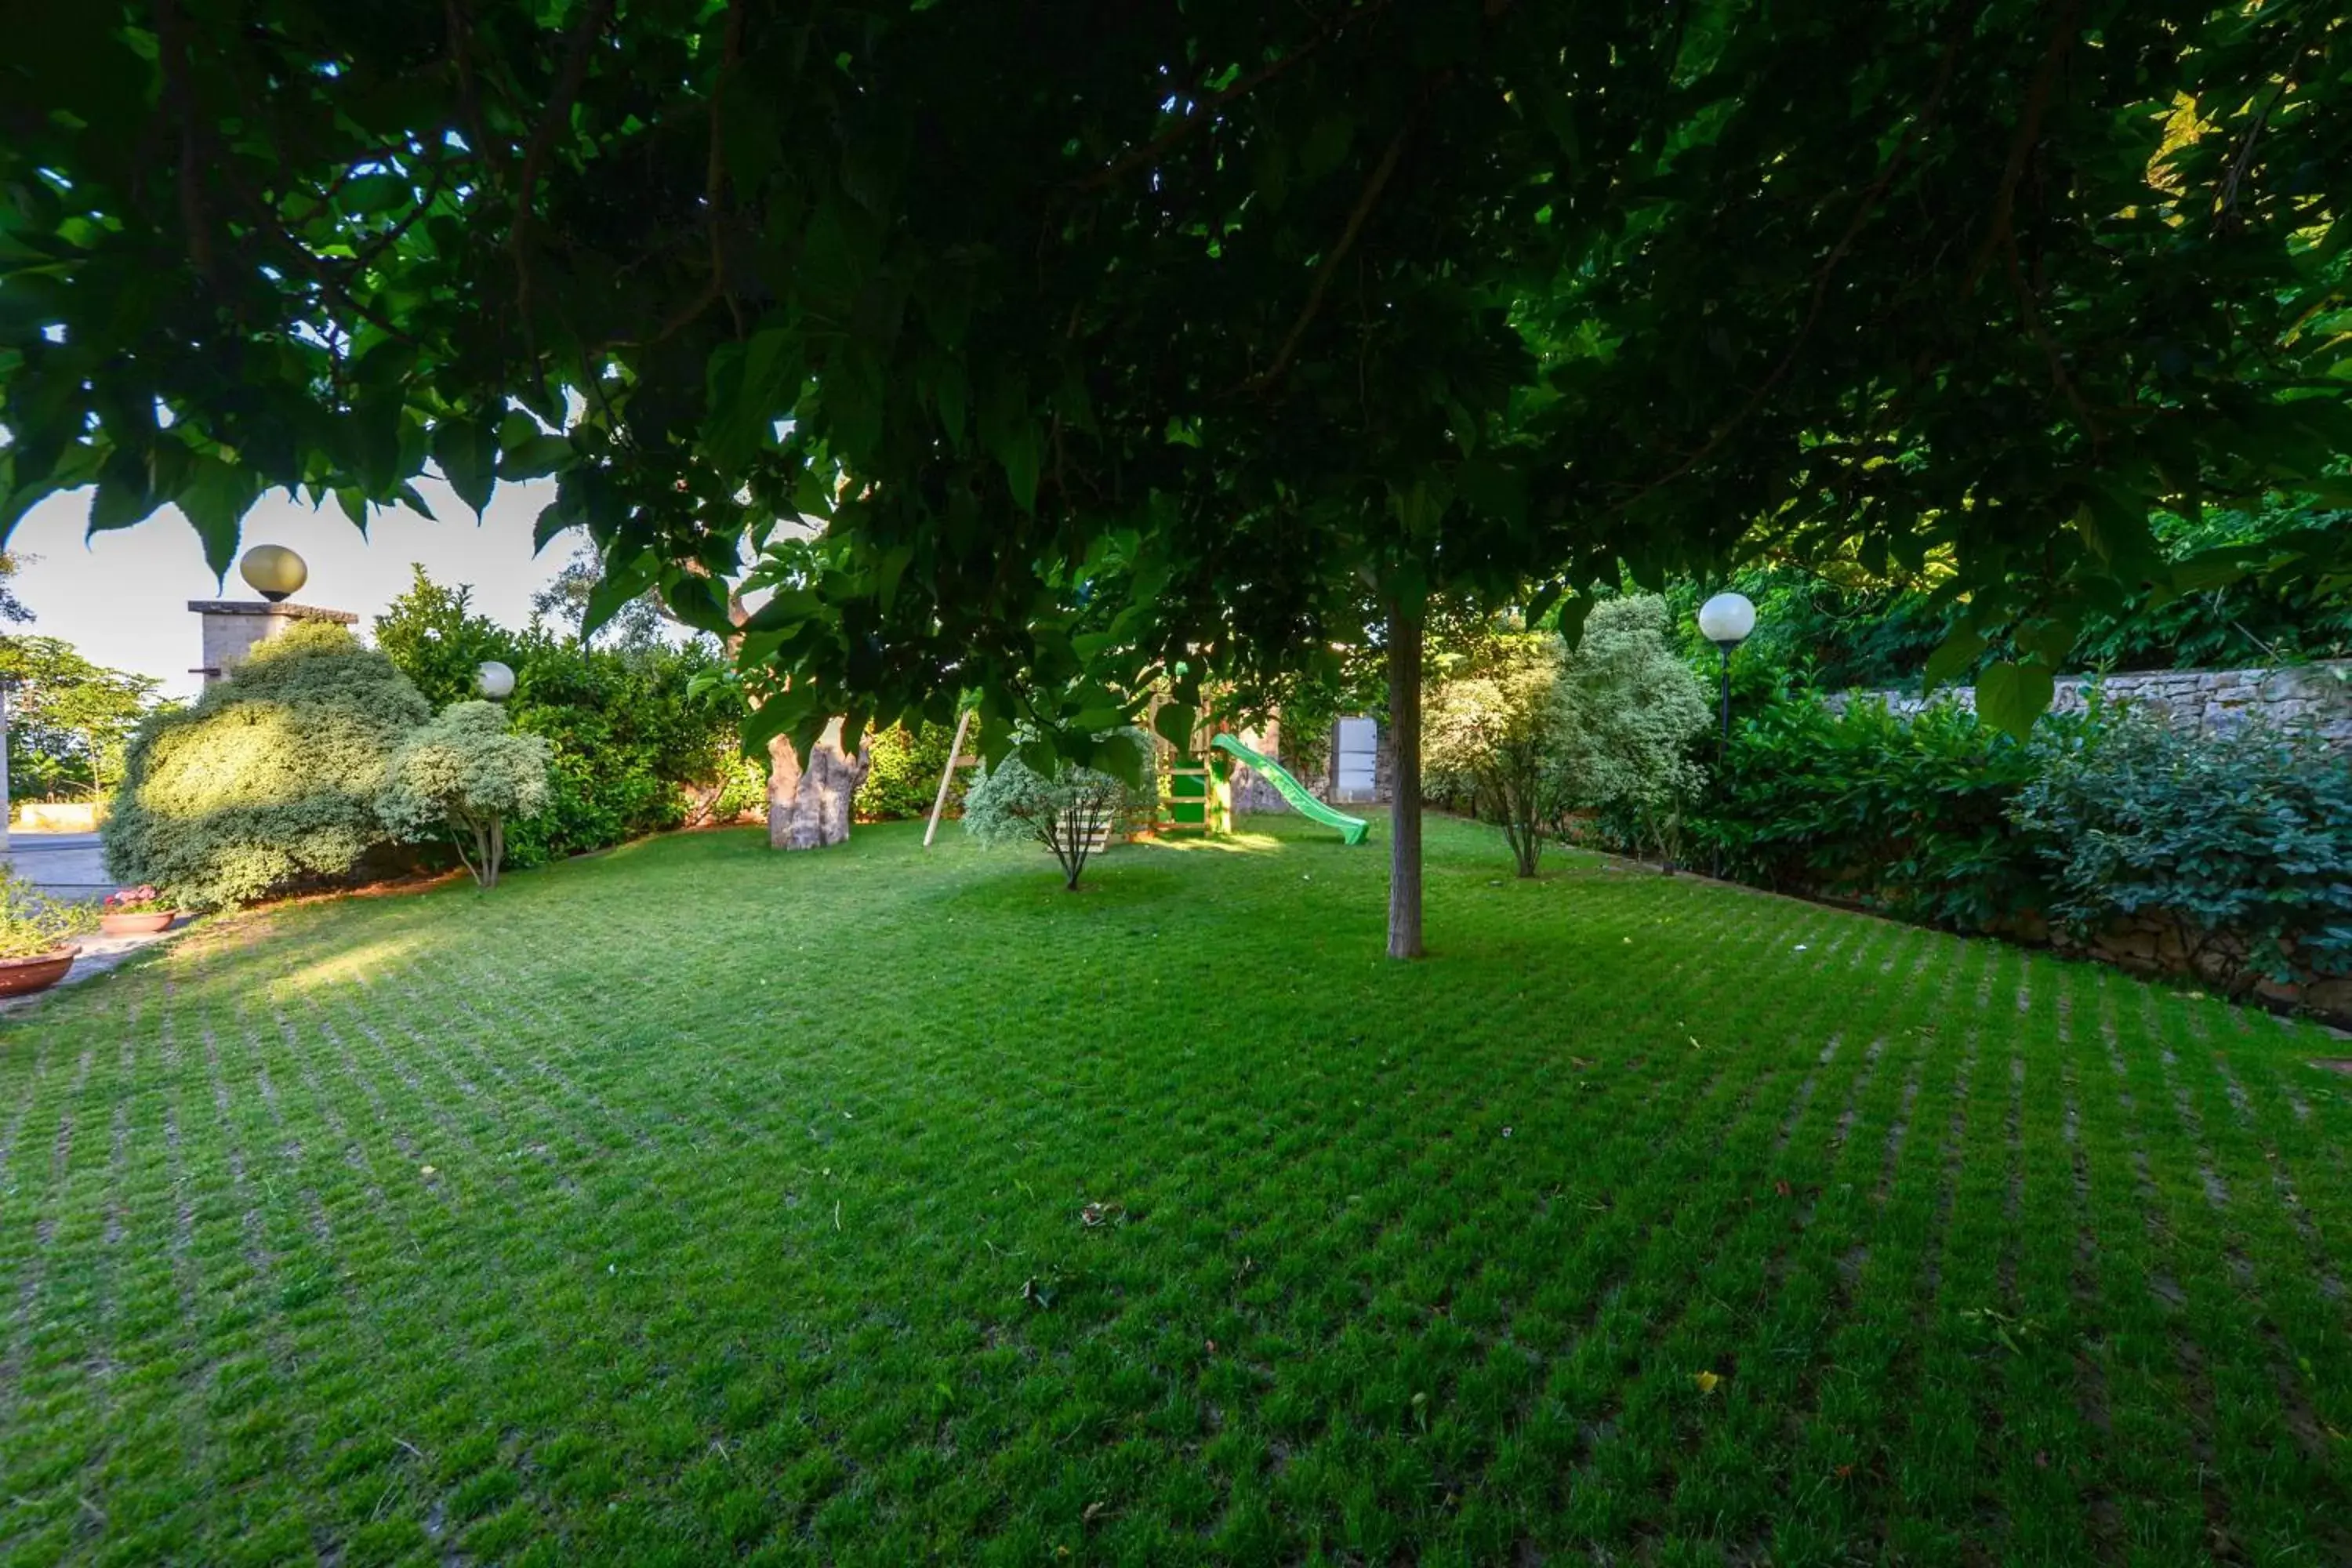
[9,478,581,699]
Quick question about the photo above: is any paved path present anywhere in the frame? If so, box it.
[0,829,181,1014]
[3,830,111,901]
[0,922,183,1014]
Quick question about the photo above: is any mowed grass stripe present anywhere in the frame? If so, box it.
[2152,995,2352,1467]
[2122,985,2346,1559]
[2,815,2347,1566]
[1996,953,2116,1563]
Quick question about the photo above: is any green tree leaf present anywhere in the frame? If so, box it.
[1973,661,2055,742]
[434,412,500,518]
[1922,630,1988,692]
[1152,702,1196,752]
[499,432,575,484]
[177,456,263,578]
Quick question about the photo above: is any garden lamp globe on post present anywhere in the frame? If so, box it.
[477,661,516,701]
[194,544,354,688]
[238,545,307,603]
[1696,591,1757,877]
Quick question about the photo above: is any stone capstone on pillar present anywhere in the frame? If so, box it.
[188,601,359,684]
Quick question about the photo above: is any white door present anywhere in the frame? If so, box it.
[1334,717,1377,800]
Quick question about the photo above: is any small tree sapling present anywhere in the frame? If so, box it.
[962,728,1157,891]
[1425,629,1577,877]
[379,702,553,889]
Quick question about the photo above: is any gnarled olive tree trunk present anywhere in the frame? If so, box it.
[714,578,870,855]
[767,718,871,851]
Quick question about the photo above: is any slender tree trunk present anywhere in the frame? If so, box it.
[1386,593,1425,960]
[1505,770,1541,877]
[448,823,479,884]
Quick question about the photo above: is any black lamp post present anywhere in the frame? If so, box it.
[1696,591,1756,878]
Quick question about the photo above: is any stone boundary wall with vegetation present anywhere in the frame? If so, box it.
[1792,660,2352,1024]
[1842,658,2352,745]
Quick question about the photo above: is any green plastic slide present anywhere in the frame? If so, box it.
[1210,734,1372,845]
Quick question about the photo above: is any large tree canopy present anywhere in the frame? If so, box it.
[4,0,2347,953]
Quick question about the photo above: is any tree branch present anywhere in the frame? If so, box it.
[705,0,746,336]
[1959,0,2081,302]
[1602,40,1960,521]
[214,172,421,346]
[1074,16,1360,192]
[446,822,480,884]
[617,2,746,351]
[444,0,511,182]
[513,0,614,231]
[509,0,616,354]
[285,142,430,227]
[1243,105,1421,394]
[343,154,453,272]
[2002,227,2098,448]
[151,0,216,288]
[2214,42,2306,231]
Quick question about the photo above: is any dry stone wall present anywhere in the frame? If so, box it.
[1838,658,2351,1022]
[1846,659,2352,745]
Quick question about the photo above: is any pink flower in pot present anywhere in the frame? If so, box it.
[99,886,175,935]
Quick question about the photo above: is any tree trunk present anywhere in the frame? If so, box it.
[768,718,872,851]
[1050,812,1085,891]
[1386,593,1425,960]
[717,587,866,855]
[764,731,804,848]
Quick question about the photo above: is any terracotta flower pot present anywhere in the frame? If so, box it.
[99,910,175,935]
[0,944,79,997]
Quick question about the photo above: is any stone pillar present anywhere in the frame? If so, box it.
[188,601,359,684]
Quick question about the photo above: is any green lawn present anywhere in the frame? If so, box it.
[2,815,2347,1566]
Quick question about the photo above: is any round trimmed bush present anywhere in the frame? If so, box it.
[103,622,431,909]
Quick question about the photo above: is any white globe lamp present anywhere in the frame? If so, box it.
[1697,591,1757,649]
[1695,590,1760,880]
[238,544,308,603]
[477,660,516,700]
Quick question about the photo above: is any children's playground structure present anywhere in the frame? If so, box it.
[924,710,1371,848]
[1164,735,1370,845]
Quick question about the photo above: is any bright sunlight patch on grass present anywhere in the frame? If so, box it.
[1145,830,1288,855]
[1,816,2347,1564]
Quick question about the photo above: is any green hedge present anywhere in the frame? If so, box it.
[1689,691,2059,933]
[1681,691,2351,997]
[374,569,748,866]
[1664,505,2352,692]
[855,722,961,822]
[2017,713,2352,986]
